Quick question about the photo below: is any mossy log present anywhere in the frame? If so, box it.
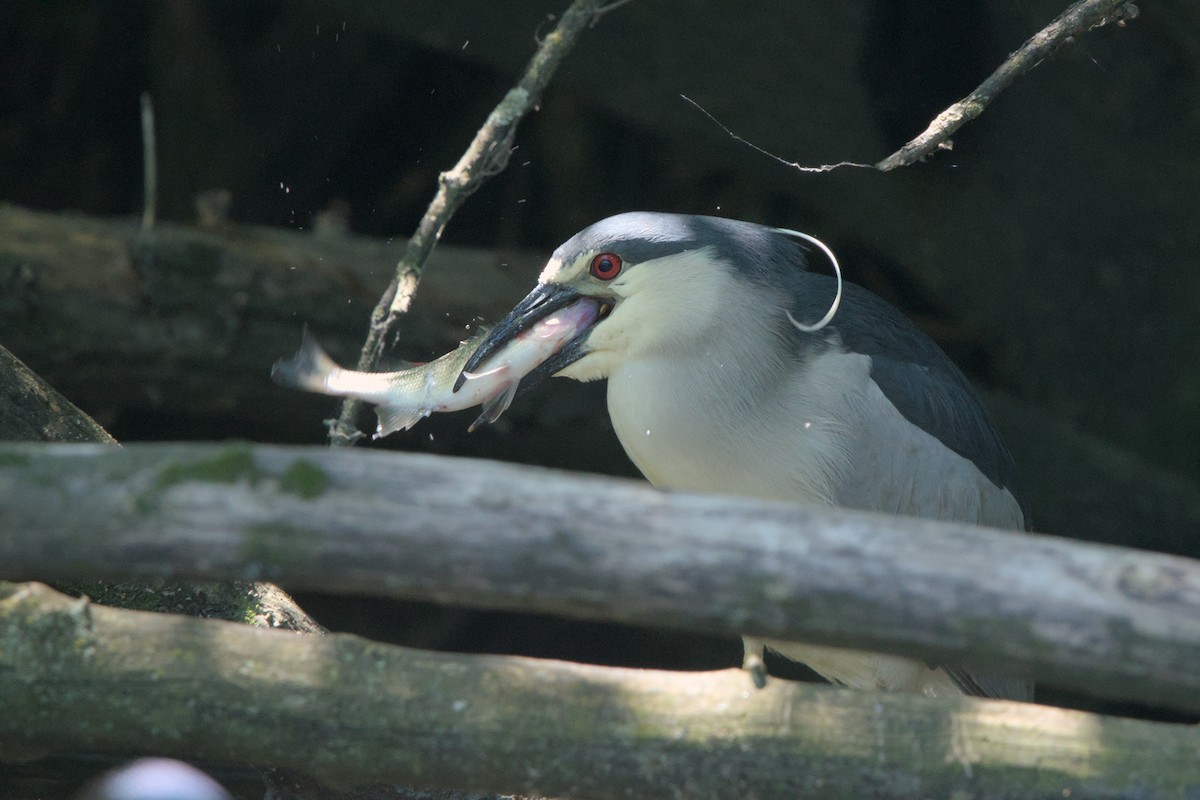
[3,581,1199,800]
[3,441,1200,713]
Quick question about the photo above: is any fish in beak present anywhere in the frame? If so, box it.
[273,294,602,437]
[454,284,609,395]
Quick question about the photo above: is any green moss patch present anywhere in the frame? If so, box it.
[278,459,329,499]
[155,444,259,491]
[0,451,33,468]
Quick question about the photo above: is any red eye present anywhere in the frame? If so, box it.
[590,252,623,281]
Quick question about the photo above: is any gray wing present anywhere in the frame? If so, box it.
[810,283,1032,700]
[809,280,1030,527]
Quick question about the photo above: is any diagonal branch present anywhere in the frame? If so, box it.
[0,344,117,444]
[691,0,1140,174]
[876,0,1140,170]
[330,0,618,446]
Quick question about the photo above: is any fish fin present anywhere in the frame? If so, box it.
[272,328,341,393]
[468,377,518,433]
[373,405,429,438]
[461,365,506,381]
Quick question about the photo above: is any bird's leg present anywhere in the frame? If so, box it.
[741,636,768,689]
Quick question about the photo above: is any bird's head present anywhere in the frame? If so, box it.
[456,212,834,392]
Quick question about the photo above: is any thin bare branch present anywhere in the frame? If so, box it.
[685,1,1139,174]
[876,0,1140,170]
[330,0,620,446]
[682,94,874,173]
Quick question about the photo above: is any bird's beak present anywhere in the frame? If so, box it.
[454,282,602,393]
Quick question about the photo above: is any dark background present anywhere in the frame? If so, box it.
[4,1,1197,476]
[3,0,1199,791]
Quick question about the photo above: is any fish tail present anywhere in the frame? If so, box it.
[271,328,342,393]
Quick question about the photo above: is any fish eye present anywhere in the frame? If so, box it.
[590,252,622,281]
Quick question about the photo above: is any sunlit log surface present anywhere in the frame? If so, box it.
[4,442,1200,712]
[3,582,1198,800]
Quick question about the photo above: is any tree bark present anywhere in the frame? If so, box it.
[3,581,1197,800]
[0,343,117,443]
[3,441,1200,713]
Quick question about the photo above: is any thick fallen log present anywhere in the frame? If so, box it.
[7,203,1200,558]
[0,247,517,800]
[0,203,535,439]
[2,581,1197,800]
[0,354,503,800]
[6,203,1200,556]
[0,339,323,636]
[2,441,1200,712]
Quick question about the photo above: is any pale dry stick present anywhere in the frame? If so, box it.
[329,0,617,446]
[140,92,156,230]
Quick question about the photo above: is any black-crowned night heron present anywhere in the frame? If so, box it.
[460,212,1030,700]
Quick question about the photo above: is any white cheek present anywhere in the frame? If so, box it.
[584,307,633,354]
[557,349,618,382]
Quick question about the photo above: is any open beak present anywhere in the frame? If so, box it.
[454,283,605,394]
